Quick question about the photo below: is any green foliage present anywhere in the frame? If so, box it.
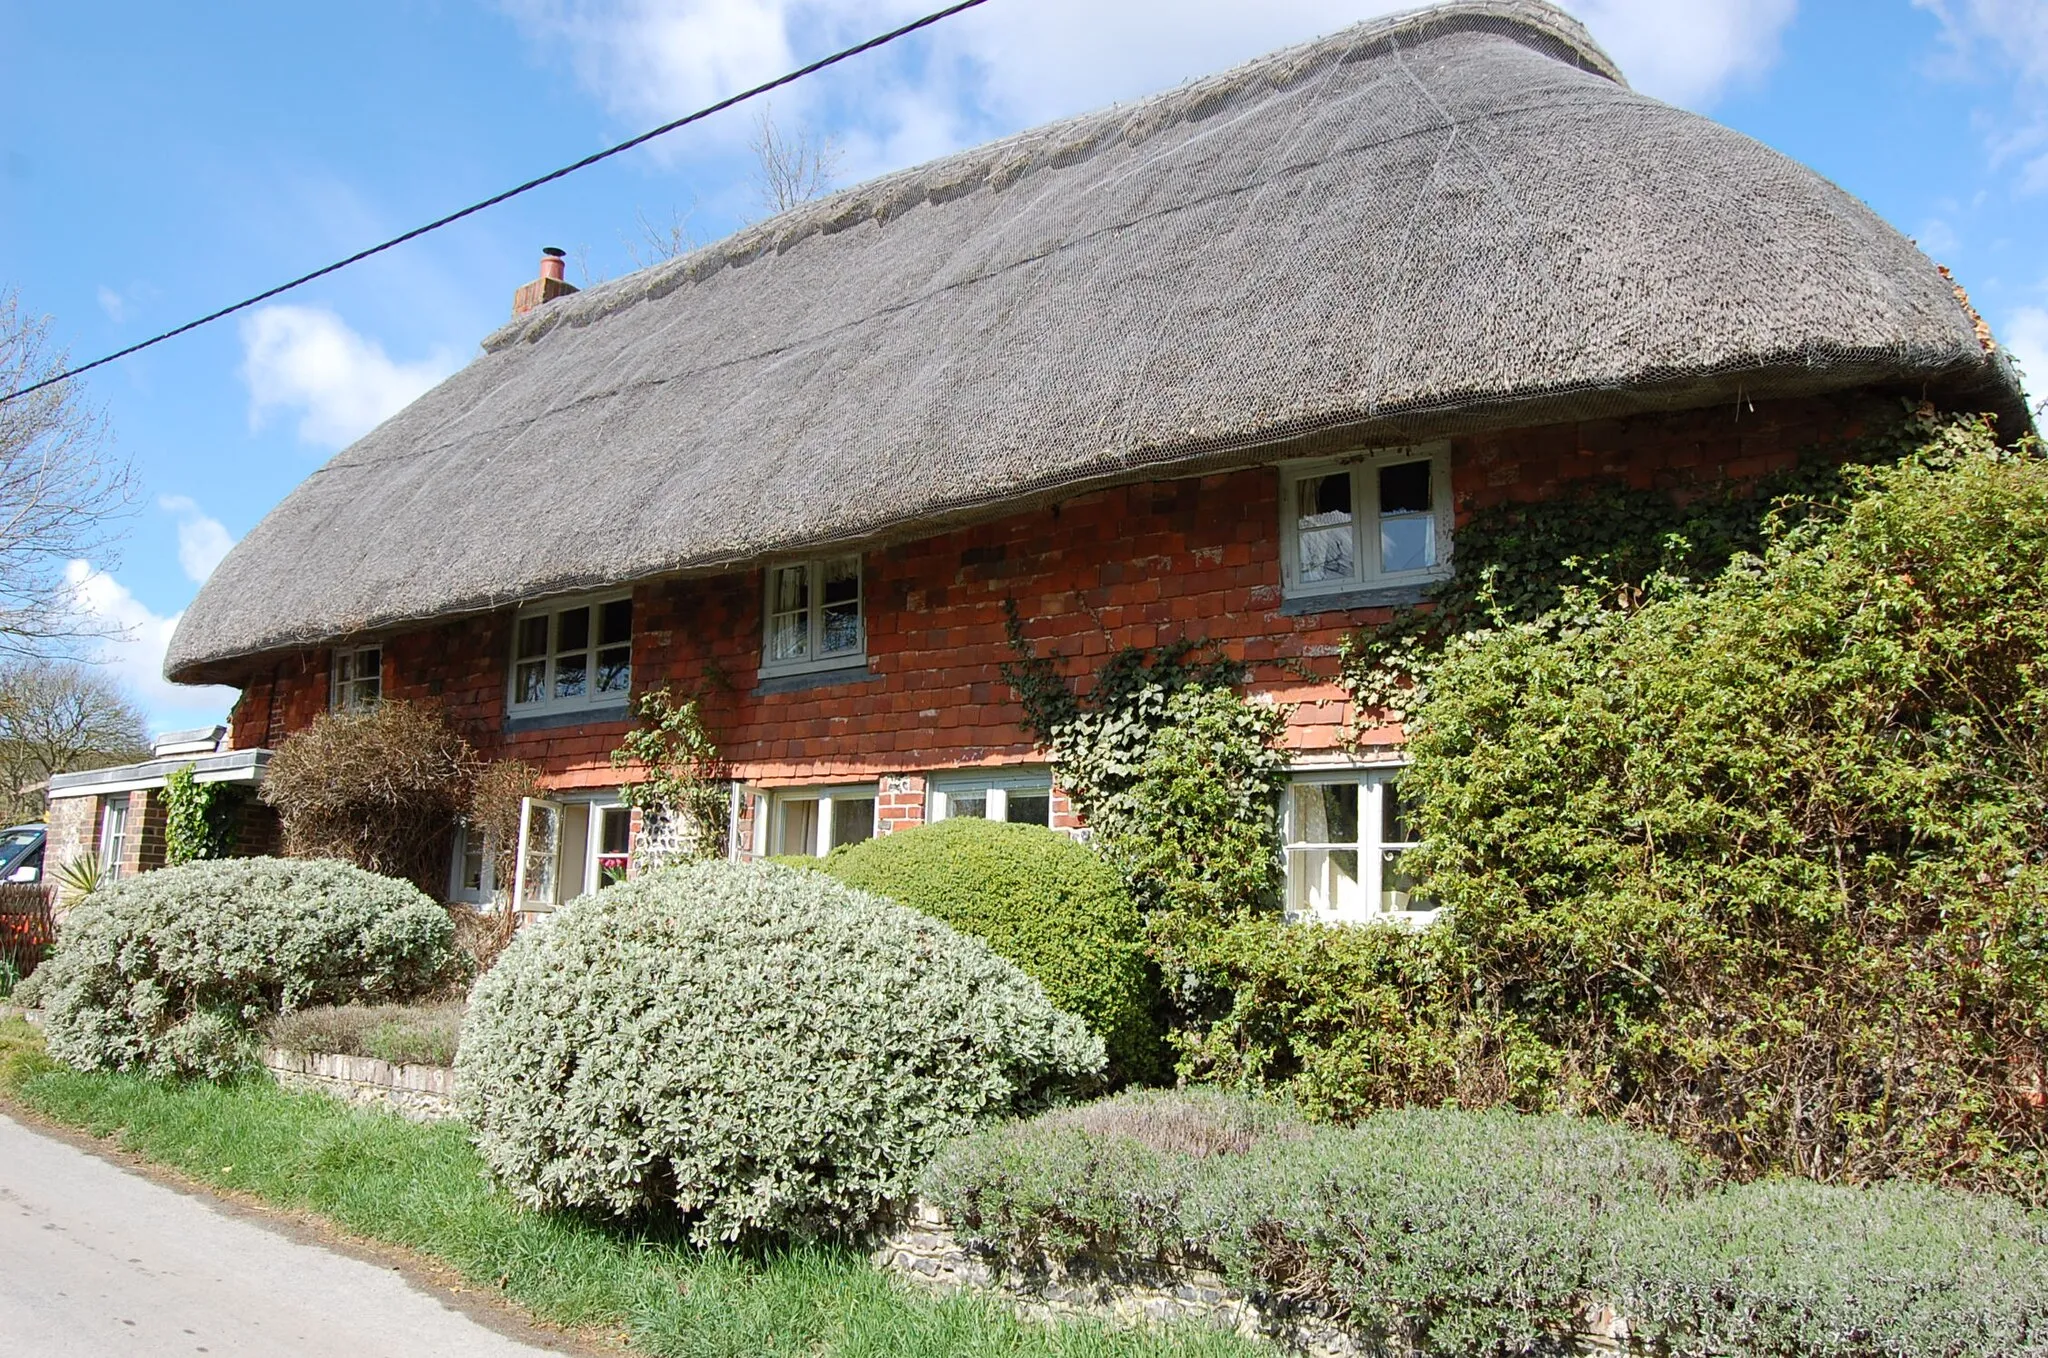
[162,763,240,864]
[610,686,730,865]
[820,817,1166,1083]
[54,849,105,899]
[264,1000,466,1067]
[35,857,467,1080]
[1002,610,1288,918]
[457,859,1105,1244]
[929,1097,1713,1356]
[261,700,479,888]
[1611,1179,2048,1358]
[0,1033,1258,1358]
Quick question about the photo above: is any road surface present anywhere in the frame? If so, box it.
[0,1111,580,1356]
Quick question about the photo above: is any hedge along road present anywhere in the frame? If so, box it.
[0,1111,580,1357]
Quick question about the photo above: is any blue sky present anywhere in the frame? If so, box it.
[4,0,2045,733]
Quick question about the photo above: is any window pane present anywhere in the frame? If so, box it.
[595,646,631,694]
[772,565,809,614]
[1006,792,1053,827]
[1289,782,1358,845]
[599,599,632,647]
[948,792,989,820]
[517,615,550,659]
[822,558,860,606]
[599,808,632,856]
[1296,473,1355,584]
[1379,459,1432,514]
[770,609,809,662]
[1382,848,1428,914]
[831,798,875,848]
[775,799,819,856]
[521,804,559,906]
[1382,777,1417,845]
[1286,847,1362,918]
[1380,515,1435,574]
[554,652,587,699]
[822,603,862,656]
[515,660,547,704]
[556,607,591,655]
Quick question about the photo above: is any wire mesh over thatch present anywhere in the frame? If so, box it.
[166,0,2025,684]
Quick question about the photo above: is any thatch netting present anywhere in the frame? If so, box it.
[166,0,2022,682]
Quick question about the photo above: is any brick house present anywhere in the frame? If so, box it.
[151,0,2022,921]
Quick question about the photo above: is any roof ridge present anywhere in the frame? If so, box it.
[482,0,1619,355]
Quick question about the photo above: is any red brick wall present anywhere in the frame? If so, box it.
[224,395,1888,801]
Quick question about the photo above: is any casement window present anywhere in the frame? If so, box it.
[96,795,129,880]
[749,785,877,858]
[331,645,382,713]
[450,820,498,906]
[510,593,632,715]
[761,556,864,678]
[928,770,1054,827]
[1279,445,1452,600]
[1281,769,1434,924]
[502,799,634,909]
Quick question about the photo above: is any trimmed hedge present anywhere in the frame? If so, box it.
[457,859,1104,1245]
[927,1094,2048,1357]
[820,817,1165,1082]
[37,857,465,1080]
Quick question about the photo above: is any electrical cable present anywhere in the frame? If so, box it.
[1,0,992,406]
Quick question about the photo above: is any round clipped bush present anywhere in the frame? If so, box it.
[457,859,1105,1244]
[38,857,465,1080]
[820,817,1165,1082]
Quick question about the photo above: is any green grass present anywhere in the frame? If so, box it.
[0,1019,1254,1358]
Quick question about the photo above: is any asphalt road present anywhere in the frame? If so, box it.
[0,1111,577,1357]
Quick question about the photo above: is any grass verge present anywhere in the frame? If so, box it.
[0,1019,1253,1358]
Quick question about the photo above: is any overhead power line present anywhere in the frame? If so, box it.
[2,0,992,407]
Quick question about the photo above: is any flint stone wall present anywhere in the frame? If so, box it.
[261,1048,457,1122]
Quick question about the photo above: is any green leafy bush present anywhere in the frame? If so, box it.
[36,857,466,1080]
[162,763,240,864]
[821,817,1164,1082]
[264,1000,466,1067]
[1612,1179,2048,1358]
[929,1097,1709,1354]
[457,859,1105,1244]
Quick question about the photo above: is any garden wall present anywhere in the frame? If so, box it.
[261,1048,456,1122]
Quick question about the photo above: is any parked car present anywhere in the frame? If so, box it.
[0,824,46,884]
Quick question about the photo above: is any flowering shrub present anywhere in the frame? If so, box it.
[457,859,1104,1244]
[37,857,464,1079]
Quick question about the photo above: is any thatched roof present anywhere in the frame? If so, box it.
[167,0,2023,684]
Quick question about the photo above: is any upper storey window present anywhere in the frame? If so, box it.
[330,645,382,713]
[761,556,864,679]
[510,593,632,715]
[1280,445,1452,601]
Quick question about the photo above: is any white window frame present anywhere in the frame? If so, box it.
[507,591,634,717]
[1278,443,1454,602]
[330,644,383,713]
[1280,765,1435,926]
[759,556,866,679]
[586,802,632,889]
[449,819,498,907]
[928,769,1056,826]
[748,784,878,858]
[97,794,129,880]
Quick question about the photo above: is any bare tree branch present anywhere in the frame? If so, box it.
[0,658,151,822]
[622,205,701,270]
[0,290,136,656]
[749,105,842,216]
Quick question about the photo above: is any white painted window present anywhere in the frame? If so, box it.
[1281,769,1434,925]
[760,556,864,678]
[97,795,129,880]
[331,645,382,712]
[449,820,498,906]
[589,804,632,887]
[751,785,877,857]
[509,593,632,715]
[1278,445,1452,600]
[928,770,1054,827]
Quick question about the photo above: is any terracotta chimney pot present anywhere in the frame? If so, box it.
[513,246,579,318]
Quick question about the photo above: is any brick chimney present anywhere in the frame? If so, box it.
[513,247,578,318]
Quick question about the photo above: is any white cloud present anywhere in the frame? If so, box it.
[1916,217,1961,258]
[157,495,236,585]
[96,285,126,324]
[498,0,1801,184]
[239,305,460,449]
[63,560,237,735]
[1916,0,2048,194]
[2002,304,2048,410]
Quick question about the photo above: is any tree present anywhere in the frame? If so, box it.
[0,658,150,822]
[748,105,841,215]
[0,291,135,653]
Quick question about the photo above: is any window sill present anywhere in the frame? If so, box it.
[1278,580,1441,616]
[504,702,632,734]
[754,664,879,697]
